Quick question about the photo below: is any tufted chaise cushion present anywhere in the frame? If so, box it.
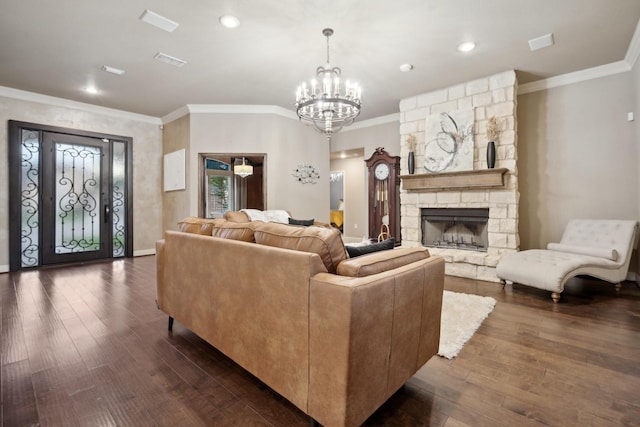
[496,249,619,292]
[554,219,636,263]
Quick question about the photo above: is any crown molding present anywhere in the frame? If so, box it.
[162,104,298,124]
[342,113,400,132]
[518,60,631,94]
[161,105,190,123]
[0,85,162,124]
[625,18,640,68]
[186,104,298,120]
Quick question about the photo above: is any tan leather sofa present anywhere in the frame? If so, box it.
[156,217,445,427]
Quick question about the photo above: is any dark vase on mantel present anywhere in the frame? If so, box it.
[486,141,496,169]
[408,151,415,174]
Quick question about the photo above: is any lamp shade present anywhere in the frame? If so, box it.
[234,157,253,178]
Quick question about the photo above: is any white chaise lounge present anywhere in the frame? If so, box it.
[496,219,639,302]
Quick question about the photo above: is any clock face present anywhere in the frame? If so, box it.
[374,163,390,180]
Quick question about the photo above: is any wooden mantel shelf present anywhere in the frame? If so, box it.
[400,168,508,192]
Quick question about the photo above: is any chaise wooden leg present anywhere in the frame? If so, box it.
[551,292,561,303]
[615,283,622,293]
[168,316,174,331]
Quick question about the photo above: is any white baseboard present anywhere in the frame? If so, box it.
[134,249,156,257]
[0,265,9,273]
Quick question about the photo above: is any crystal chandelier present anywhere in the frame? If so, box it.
[234,157,253,178]
[295,28,361,140]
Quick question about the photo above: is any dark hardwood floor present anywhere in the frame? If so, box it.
[2,256,639,426]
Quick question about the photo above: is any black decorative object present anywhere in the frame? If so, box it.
[408,152,415,174]
[486,141,496,169]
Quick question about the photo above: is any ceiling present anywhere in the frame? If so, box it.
[1,0,639,122]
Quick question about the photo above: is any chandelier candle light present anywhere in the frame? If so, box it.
[295,28,362,140]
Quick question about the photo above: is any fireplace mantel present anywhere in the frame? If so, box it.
[400,168,508,192]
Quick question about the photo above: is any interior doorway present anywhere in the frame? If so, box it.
[330,171,344,232]
[8,121,134,271]
[199,153,265,218]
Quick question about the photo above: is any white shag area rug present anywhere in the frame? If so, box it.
[438,291,496,359]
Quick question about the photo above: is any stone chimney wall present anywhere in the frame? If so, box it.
[399,70,519,282]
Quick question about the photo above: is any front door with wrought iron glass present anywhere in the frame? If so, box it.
[9,121,133,271]
[41,133,111,264]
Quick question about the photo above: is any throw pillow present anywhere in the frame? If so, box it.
[346,237,395,258]
[288,217,315,226]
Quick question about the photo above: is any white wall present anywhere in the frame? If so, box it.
[517,72,639,250]
[0,92,163,270]
[189,113,329,222]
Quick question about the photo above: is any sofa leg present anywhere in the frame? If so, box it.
[615,283,622,293]
[309,417,320,426]
[551,292,561,303]
[168,316,174,331]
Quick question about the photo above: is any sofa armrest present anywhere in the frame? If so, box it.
[336,247,430,277]
[308,255,445,427]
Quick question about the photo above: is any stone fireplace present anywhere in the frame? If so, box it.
[398,70,519,282]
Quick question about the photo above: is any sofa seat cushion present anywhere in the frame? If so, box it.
[254,222,347,273]
[211,219,257,242]
[177,217,223,235]
[337,247,430,277]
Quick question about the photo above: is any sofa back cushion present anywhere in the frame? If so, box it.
[224,210,251,223]
[211,219,257,242]
[254,222,347,273]
[177,217,223,235]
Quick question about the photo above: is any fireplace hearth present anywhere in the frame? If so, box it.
[422,208,489,252]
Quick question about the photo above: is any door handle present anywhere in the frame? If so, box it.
[104,205,110,223]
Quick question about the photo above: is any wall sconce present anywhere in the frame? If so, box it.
[234,157,253,178]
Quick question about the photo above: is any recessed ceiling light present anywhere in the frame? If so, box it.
[101,65,125,75]
[154,52,187,67]
[140,9,179,32]
[85,86,98,94]
[219,15,240,28]
[457,42,476,52]
[399,63,414,72]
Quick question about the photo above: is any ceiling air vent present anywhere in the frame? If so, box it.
[154,52,187,67]
[139,9,179,32]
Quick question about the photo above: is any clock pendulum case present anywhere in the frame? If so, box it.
[365,147,400,244]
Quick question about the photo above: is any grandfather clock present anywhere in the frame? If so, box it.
[365,147,400,244]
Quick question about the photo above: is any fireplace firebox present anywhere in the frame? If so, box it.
[422,208,489,252]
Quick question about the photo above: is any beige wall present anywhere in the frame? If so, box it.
[517,72,638,250]
[329,155,366,240]
[634,59,640,279]
[162,115,190,231]
[0,94,163,270]
[331,120,400,240]
[188,113,329,222]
